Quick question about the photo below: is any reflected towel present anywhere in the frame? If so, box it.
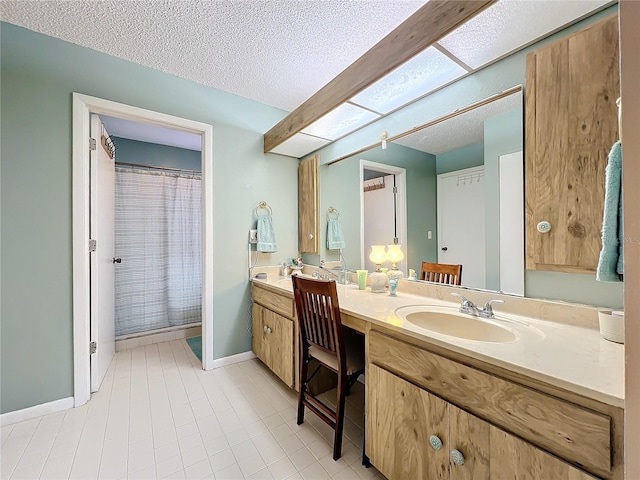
[257,215,277,252]
[327,218,346,250]
[597,141,623,282]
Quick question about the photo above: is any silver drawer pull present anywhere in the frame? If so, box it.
[451,449,465,466]
[429,435,443,450]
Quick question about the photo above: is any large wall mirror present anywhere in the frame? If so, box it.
[310,4,623,308]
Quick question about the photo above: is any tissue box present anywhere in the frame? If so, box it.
[598,310,625,344]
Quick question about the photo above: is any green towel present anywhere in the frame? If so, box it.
[257,215,277,252]
[596,141,623,282]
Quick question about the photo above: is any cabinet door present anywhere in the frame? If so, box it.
[366,365,448,480]
[489,426,600,480]
[449,405,490,480]
[262,308,295,388]
[525,15,619,273]
[298,155,318,253]
[252,303,268,363]
[252,304,295,388]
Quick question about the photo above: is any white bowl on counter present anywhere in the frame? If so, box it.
[598,310,625,344]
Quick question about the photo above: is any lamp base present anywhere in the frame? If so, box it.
[387,269,404,281]
[369,271,388,293]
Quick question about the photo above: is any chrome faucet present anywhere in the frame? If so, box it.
[319,260,352,284]
[451,293,480,316]
[451,293,504,319]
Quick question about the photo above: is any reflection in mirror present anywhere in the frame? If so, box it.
[318,89,524,295]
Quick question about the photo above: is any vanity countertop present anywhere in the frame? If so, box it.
[252,274,624,408]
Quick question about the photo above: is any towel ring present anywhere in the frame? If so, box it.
[254,201,272,218]
[327,206,340,219]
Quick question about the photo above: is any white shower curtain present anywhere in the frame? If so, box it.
[114,167,202,336]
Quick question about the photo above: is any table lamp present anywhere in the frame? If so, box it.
[369,245,388,293]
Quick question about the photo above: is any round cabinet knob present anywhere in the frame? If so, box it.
[266,327,272,334]
[429,435,443,451]
[308,233,314,240]
[441,247,448,251]
[263,325,268,333]
[450,449,465,466]
[112,257,122,264]
[536,221,552,233]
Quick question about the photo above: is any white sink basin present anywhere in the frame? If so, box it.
[394,305,541,343]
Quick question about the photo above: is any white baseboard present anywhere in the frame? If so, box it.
[1,397,74,427]
[212,350,257,369]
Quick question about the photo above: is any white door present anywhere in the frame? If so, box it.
[363,175,395,272]
[90,114,116,392]
[498,151,524,295]
[437,166,486,289]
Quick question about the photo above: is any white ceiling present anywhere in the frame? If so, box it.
[0,0,425,111]
[1,0,613,156]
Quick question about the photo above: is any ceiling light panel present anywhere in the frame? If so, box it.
[438,0,611,69]
[301,104,380,140]
[270,132,331,158]
[350,47,467,114]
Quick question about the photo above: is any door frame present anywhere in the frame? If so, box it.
[359,160,407,273]
[72,93,214,407]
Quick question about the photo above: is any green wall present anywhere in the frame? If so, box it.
[436,142,484,174]
[0,23,297,414]
[113,137,201,171]
[307,142,437,274]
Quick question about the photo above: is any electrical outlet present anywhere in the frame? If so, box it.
[249,229,258,244]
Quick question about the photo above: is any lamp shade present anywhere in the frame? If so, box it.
[369,245,388,265]
[386,244,404,264]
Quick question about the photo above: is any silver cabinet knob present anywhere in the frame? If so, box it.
[536,221,552,233]
[308,233,314,240]
[112,257,122,264]
[429,435,443,451]
[266,327,272,334]
[451,449,465,466]
[263,325,268,333]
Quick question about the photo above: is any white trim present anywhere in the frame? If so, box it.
[211,351,257,369]
[359,160,408,273]
[1,397,74,427]
[72,93,215,408]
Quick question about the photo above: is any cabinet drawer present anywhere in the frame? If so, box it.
[369,330,611,476]
[253,285,293,318]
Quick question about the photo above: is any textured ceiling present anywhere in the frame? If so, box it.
[395,92,522,155]
[0,0,425,111]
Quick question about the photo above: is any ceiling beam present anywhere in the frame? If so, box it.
[263,0,496,153]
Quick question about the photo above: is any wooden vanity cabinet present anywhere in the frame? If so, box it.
[298,155,318,254]
[252,284,296,388]
[366,330,618,480]
[368,364,597,480]
[525,14,619,273]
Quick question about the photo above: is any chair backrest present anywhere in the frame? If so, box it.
[292,276,346,366]
[420,261,463,285]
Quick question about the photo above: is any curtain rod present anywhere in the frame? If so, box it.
[115,161,201,175]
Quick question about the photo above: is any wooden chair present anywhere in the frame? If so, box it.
[420,261,463,285]
[292,275,364,460]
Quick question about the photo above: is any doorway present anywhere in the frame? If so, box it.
[72,93,214,407]
[359,160,407,273]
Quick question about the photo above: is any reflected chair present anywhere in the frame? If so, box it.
[292,275,364,460]
[421,261,463,285]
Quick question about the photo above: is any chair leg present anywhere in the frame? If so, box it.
[297,358,309,425]
[333,373,348,460]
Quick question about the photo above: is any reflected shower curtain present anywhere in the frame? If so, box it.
[114,167,202,336]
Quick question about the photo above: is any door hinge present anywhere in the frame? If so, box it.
[90,341,97,354]
[393,186,398,194]
[89,239,97,252]
[89,138,97,150]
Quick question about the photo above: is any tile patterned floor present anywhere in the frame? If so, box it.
[1,339,384,480]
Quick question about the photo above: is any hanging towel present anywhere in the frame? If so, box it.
[326,218,346,250]
[597,141,623,282]
[257,215,277,252]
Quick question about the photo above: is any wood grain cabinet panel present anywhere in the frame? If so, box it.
[251,303,294,388]
[525,15,619,273]
[298,155,318,253]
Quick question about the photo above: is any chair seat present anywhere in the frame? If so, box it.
[309,331,364,375]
